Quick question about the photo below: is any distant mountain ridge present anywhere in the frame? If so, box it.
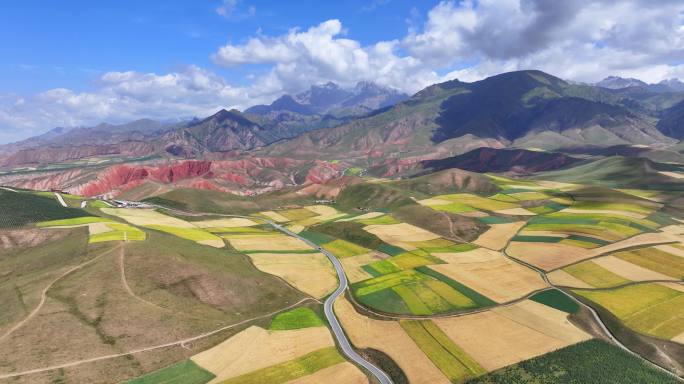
[246,81,408,116]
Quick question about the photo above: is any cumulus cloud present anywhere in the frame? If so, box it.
[2,0,684,143]
[0,66,265,143]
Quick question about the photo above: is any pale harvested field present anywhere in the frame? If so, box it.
[429,248,547,303]
[660,225,684,235]
[198,239,226,248]
[493,300,590,344]
[286,224,305,233]
[660,282,684,293]
[334,297,450,384]
[473,221,526,250]
[560,208,647,219]
[507,242,590,271]
[294,213,347,227]
[547,269,593,288]
[493,207,536,216]
[193,218,258,228]
[659,171,684,179]
[101,208,195,228]
[192,325,334,383]
[339,212,384,221]
[417,198,453,207]
[285,362,368,384]
[434,301,589,371]
[340,252,388,283]
[517,230,569,238]
[260,211,291,222]
[433,248,499,264]
[89,222,112,234]
[593,255,675,281]
[303,205,340,216]
[364,223,441,250]
[248,252,337,298]
[228,235,314,251]
[586,232,678,258]
[655,244,684,258]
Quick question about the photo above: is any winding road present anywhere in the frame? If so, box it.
[152,205,395,384]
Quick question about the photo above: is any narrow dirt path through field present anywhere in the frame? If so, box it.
[0,245,120,343]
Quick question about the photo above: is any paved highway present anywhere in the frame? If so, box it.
[274,224,394,384]
[152,205,394,384]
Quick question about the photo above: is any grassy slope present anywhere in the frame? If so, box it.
[0,189,91,228]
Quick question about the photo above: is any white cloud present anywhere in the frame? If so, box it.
[0,66,267,143]
[3,0,684,144]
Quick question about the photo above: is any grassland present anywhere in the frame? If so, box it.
[218,347,345,384]
[126,359,215,384]
[400,320,485,382]
[0,189,90,228]
[466,339,680,384]
[574,283,684,340]
[269,307,324,330]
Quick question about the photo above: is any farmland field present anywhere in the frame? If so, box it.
[563,261,630,288]
[400,320,485,382]
[0,189,90,228]
[467,339,679,384]
[574,283,684,340]
[126,359,215,384]
[269,307,325,330]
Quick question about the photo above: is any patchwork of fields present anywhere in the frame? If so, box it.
[4,175,684,383]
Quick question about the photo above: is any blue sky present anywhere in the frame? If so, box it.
[1,0,684,144]
[0,1,435,94]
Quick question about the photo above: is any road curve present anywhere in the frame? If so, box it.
[274,223,394,384]
[152,205,394,384]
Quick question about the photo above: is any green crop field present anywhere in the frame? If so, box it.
[278,208,318,221]
[356,214,401,225]
[37,216,114,227]
[429,202,478,214]
[269,307,324,330]
[416,267,496,307]
[563,261,630,288]
[0,189,90,228]
[390,250,444,270]
[147,225,223,243]
[219,347,344,384]
[401,320,485,382]
[352,269,482,315]
[529,289,579,314]
[322,239,370,258]
[126,359,215,384]
[438,193,519,211]
[614,248,684,279]
[466,339,679,384]
[574,283,684,339]
[90,223,146,243]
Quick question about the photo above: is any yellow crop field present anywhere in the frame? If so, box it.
[434,300,590,371]
[563,261,630,288]
[333,297,450,384]
[303,205,339,216]
[340,252,387,283]
[228,234,314,251]
[322,239,370,258]
[284,362,368,384]
[547,270,593,288]
[192,218,259,228]
[364,223,441,250]
[191,325,334,383]
[429,248,547,303]
[575,283,684,340]
[248,252,337,298]
[473,221,526,250]
[593,255,675,281]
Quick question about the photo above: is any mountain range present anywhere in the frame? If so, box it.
[2,70,684,197]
